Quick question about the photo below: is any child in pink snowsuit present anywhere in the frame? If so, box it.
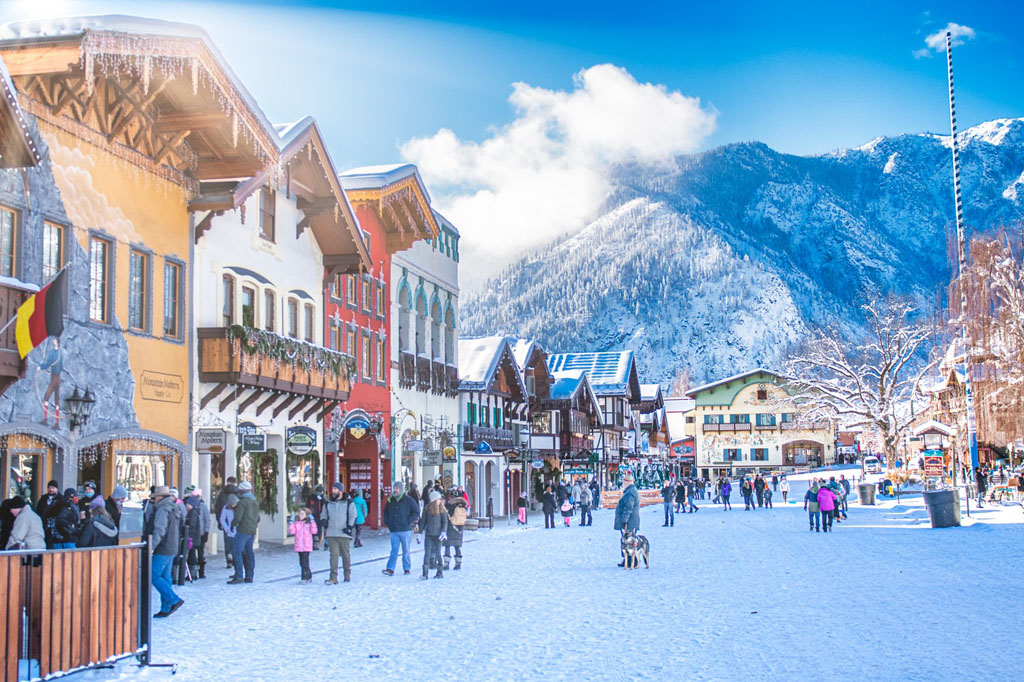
[289,508,318,583]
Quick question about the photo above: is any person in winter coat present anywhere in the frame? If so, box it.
[560,497,573,527]
[589,478,601,510]
[839,475,851,514]
[105,486,128,535]
[229,481,259,584]
[975,467,987,507]
[5,497,45,550]
[184,489,211,579]
[219,494,238,562]
[382,481,420,576]
[571,481,583,510]
[804,480,821,531]
[78,503,119,547]
[754,475,766,507]
[0,498,15,549]
[764,484,774,509]
[556,481,568,507]
[673,481,685,513]
[306,485,326,550]
[45,489,81,549]
[685,478,699,513]
[78,480,99,517]
[817,484,837,532]
[826,477,845,523]
[541,485,557,529]
[418,490,449,579]
[147,487,183,617]
[578,484,593,526]
[288,507,318,583]
[771,474,779,492]
[214,477,239,568]
[323,483,358,583]
[516,493,528,525]
[741,477,755,511]
[780,477,790,503]
[444,493,468,569]
[35,480,62,547]
[614,473,641,567]
[661,481,675,526]
[351,488,368,547]
[720,477,733,510]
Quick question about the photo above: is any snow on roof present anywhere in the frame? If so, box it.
[0,54,39,167]
[511,338,539,372]
[0,275,38,292]
[547,351,640,398]
[338,163,432,201]
[640,384,661,401]
[685,368,779,396]
[913,420,956,437]
[274,116,316,150]
[458,336,526,397]
[549,370,585,401]
[432,209,460,236]
[664,397,695,413]
[0,15,277,142]
[666,412,689,441]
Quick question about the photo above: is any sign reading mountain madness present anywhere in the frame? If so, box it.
[286,425,317,455]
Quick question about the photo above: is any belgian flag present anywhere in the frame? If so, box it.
[15,268,66,358]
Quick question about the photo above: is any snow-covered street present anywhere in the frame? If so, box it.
[85,482,1024,682]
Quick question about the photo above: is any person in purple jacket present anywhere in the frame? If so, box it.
[816,484,838,533]
[719,476,733,511]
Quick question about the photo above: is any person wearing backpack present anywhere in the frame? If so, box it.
[322,482,357,584]
[560,497,573,527]
[443,492,468,570]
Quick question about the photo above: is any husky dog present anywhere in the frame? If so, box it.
[620,529,650,569]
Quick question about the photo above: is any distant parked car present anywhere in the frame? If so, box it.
[863,456,881,474]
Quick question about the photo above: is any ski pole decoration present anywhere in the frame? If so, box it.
[946,30,979,470]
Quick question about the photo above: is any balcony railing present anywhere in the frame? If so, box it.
[702,423,752,433]
[445,364,459,397]
[431,359,445,395]
[198,326,351,402]
[0,281,31,398]
[781,420,830,431]
[399,351,415,389]
[463,424,515,451]
[416,354,431,391]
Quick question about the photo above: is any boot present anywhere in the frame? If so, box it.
[433,569,443,579]
[343,571,351,583]
[443,558,451,570]
[420,568,429,581]
[454,559,461,571]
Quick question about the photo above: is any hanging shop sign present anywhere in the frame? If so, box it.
[531,459,545,469]
[442,474,454,489]
[442,446,457,462]
[195,429,226,454]
[475,441,493,455]
[237,421,260,436]
[241,433,267,453]
[406,439,424,452]
[347,417,371,439]
[422,451,441,466]
[286,426,317,456]
[564,468,593,475]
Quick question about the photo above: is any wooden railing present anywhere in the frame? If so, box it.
[430,360,445,395]
[198,327,351,402]
[416,355,431,392]
[445,364,459,397]
[0,544,150,682]
[399,351,415,388]
[0,281,31,398]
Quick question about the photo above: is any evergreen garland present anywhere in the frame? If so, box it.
[225,324,355,378]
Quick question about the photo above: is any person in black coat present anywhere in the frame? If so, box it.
[46,489,81,549]
[556,481,568,507]
[541,485,556,529]
[35,480,62,546]
[0,497,16,549]
[78,506,119,547]
[754,475,767,507]
[675,481,687,513]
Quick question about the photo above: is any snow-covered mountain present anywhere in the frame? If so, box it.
[461,118,1024,388]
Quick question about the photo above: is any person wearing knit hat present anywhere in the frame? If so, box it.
[613,471,641,568]
[322,482,357,583]
[6,496,45,550]
[237,481,253,492]
[33,480,63,546]
[89,496,105,510]
[418,488,449,580]
[228,480,260,584]
[105,486,129,534]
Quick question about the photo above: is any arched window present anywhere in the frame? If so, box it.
[414,292,426,357]
[444,306,455,365]
[430,299,442,360]
[398,287,410,351]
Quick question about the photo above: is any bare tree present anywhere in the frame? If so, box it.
[782,298,937,466]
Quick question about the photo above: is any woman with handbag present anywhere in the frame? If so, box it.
[444,492,467,570]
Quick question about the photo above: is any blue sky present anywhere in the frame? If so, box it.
[3,0,1021,168]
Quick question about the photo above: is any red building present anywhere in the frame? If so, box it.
[323,164,436,527]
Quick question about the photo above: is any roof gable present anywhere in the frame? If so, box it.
[458,336,526,400]
[339,163,438,253]
[546,351,641,401]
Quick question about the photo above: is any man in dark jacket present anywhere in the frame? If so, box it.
[105,485,128,534]
[754,475,766,508]
[214,477,238,568]
[614,473,641,567]
[229,481,259,584]
[540,485,556,529]
[46,489,81,549]
[661,480,674,526]
[685,477,699,513]
[381,482,419,576]
[975,467,987,507]
[184,488,210,579]
[35,480,62,547]
[147,487,183,617]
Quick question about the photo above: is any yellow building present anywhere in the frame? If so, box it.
[0,17,278,537]
[686,369,835,478]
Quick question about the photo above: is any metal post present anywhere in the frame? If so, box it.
[138,541,152,666]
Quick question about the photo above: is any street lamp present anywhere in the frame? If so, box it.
[65,387,95,433]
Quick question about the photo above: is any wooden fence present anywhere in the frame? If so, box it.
[0,544,150,682]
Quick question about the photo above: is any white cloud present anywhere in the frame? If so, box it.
[400,64,716,284]
[916,22,976,58]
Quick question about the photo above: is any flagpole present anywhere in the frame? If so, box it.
[0,263,72,338]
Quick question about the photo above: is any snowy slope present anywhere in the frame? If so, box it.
[462,118,1024,387]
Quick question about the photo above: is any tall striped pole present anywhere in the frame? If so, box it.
[946,31,979,469]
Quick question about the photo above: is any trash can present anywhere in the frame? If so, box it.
[923,489,961,528]
[857,483,876,505]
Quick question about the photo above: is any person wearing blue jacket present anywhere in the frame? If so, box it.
[351,488,369,547]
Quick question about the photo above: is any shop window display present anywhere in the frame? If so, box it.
[114,454,168,536]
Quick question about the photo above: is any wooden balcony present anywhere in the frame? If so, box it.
[0,281,32,397]
[197,327,352,416]
[702,423,752,433]
[781,420,830,431]
[431,359,445,395]
[445,364,459,397]
[416,354,431,392]
[399,351,415,388]
[463,424,515,451]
